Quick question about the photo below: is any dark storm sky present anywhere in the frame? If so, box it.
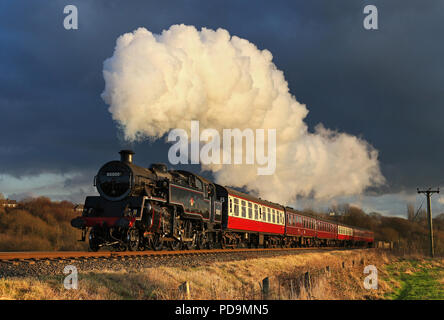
[0,0,443,210]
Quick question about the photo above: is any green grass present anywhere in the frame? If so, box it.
[383,259,444,300]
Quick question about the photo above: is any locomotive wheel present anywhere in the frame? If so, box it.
[127,229,140,251]
[151,234,164,251]
[89,240,99,252]
[140,236,152,251]
[88,231,100,252]
[183,241,196,250]
[196,233,207,250]
[249,240,258,249]
[169,240,181,251]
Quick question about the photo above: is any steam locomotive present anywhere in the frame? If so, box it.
[71,150,374,251]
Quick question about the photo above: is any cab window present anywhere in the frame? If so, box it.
[195,178,203,191]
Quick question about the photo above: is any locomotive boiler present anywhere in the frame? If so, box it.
[71,150,222,251]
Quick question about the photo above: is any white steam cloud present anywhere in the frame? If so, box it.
[102,24,385,204]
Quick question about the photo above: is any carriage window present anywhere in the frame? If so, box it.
[261,207,265,221]
[267,208,270,222]
[248,202,252,219]
[234,198,239,216]
[254,204,258,220]
[272,210,275,223]
[241,200,246,218]
[229,198,232,215]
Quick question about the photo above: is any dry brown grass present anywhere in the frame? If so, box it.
[0,249,400,300]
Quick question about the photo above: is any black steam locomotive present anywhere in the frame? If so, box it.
[71,150,223,251]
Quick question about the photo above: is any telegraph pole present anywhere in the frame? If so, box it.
[417,187,439,258]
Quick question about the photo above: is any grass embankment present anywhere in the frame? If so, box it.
[0,249,391,300]
[382,258,444,300]
[1,250,442,300]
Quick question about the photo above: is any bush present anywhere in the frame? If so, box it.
[0,197,87,251]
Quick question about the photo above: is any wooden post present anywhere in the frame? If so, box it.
[304,272,311,290]
[262,277,270,300]
[290,279,294,299]
[179,281,190,300]
[325,265,330,277]
[417,188,438,258]
[342,261,345,268]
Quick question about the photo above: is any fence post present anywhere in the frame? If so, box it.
[304,272,311,290]
[179,281,190,300]
[326,265,330,277]
[290,279,294,299]
[262,277,270,300]
[342,261,345,268]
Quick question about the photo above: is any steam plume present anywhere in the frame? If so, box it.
[102,24,384,204]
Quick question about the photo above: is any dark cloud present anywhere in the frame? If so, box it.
[0,0,443,202]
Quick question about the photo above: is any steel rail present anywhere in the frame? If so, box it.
[0,247,361,262]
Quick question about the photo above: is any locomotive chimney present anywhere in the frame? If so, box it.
[119,150,135,164]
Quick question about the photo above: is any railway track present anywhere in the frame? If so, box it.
[0,247,353,265]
